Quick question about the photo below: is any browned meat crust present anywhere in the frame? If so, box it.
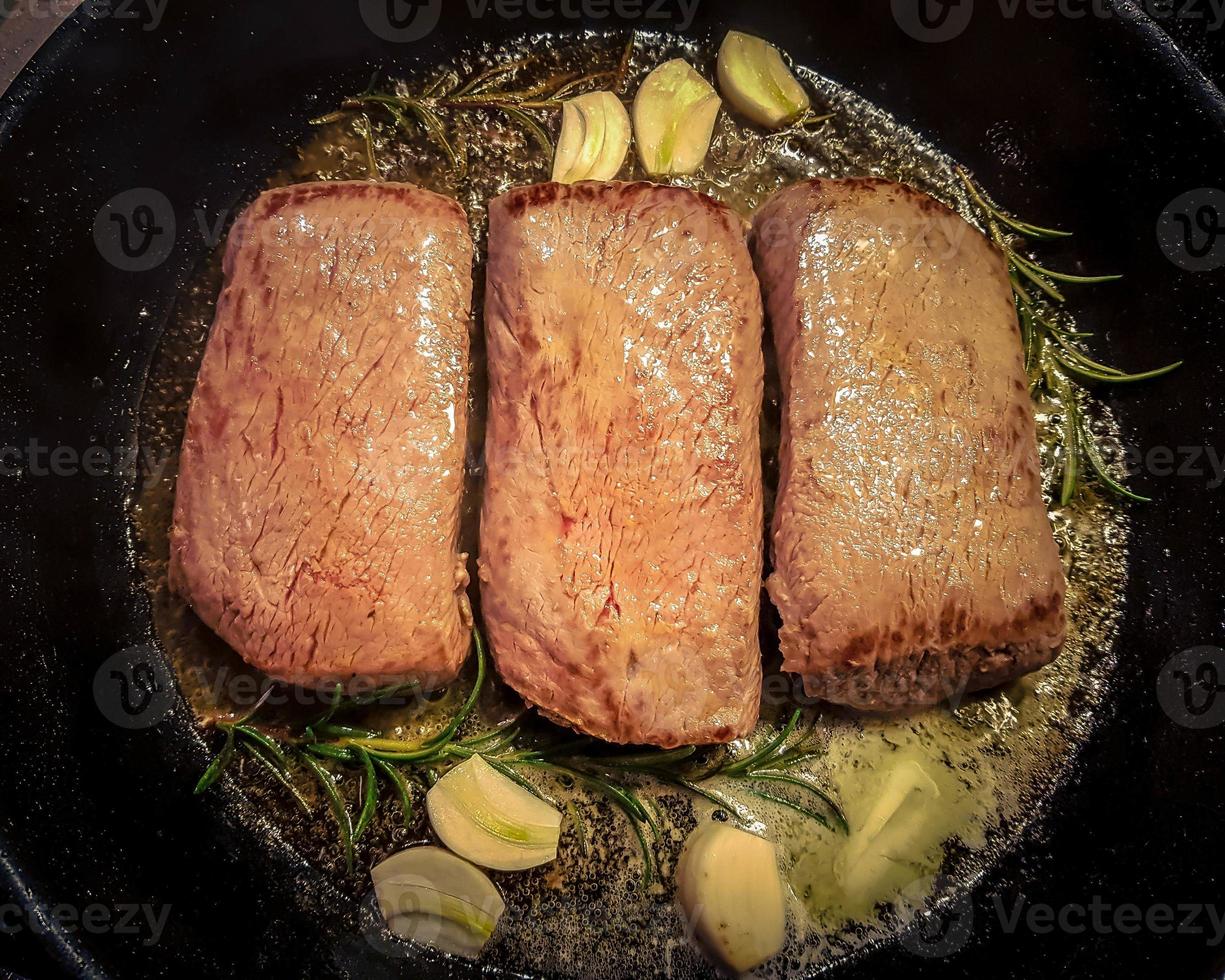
[751,178,1067,711]
[169,181,474,689]
[480,181,765,746]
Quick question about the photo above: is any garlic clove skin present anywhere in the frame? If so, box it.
[552,91,631,183]
[676,822,787,974]
[632,58,721,176]
[372,846,506,960]
[716,31,810,129]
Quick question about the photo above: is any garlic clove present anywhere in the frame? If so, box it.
[551,97,587,182]
[632,58,721,176]
[427,754,562,871]
[588,93,632,180]
[558,94,604,182]
[552,91,631,183]
[372,846,506,960]
[716,31,810,129]
[676,822,787,973]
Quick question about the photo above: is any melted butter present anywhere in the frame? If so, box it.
[132,30,1130,977]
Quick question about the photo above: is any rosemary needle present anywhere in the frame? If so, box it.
[301,753,354,873]
[239,740,311,814]
[720,709,802,776]
[373,759,415,830]
[352,747,379,844]
[194,726,235,794]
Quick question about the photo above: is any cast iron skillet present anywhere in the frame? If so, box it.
[1,1,1223,977]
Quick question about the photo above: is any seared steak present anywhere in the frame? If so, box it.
[751,178,1066,710]
[169,181,473,689]
[480,181,764,747]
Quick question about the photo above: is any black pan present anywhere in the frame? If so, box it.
[1,2,1223,977]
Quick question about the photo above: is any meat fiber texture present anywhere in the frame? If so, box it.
[480,181,765,746]
[169,181,474,690]
[751,178,1067,711]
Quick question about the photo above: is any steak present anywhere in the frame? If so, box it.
[169,181,474,690]
[479,181,765,747]
[751,178,1067,711]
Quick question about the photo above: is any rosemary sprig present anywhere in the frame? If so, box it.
[352,747,379,843]
[719,709,802,776]
[301,752,355,872]
[373,758,415,830]
[772,109,834,138]
[566,800,590,856]
[194,726,235,794]
[312,34,637,179]
[957,168,1181,504]
[192,634,493,842]
[698,710,847,833]
[194,629,845,884]
[238,740,311,813]
[509,754,662,888]
[490,708,847,879]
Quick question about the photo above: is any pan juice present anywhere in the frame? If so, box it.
[134,31,1130,978]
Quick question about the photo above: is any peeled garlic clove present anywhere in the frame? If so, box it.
[372,846,505,960]
[552,91,631,183]
[716,31,811,129]
[835,759,940,903]
[588,93,633,181]
[632,58,721,176]
[427,754,562,871]
[676,822,787,974]
[551,98,587,182]
[556,95,603,182]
